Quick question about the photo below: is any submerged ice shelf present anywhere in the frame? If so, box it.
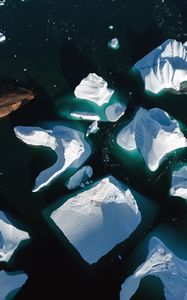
[0,270,28,300]
[14,124,92,192]
[170,164,187,200]
[117,107,187,171]
[134,39,187,94]
[0,211,29,262]
[120,237,187,300]
[50,176,141,264]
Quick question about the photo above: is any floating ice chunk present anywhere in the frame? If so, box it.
[0,0,5,6]
[86,121,99,137]
[170,165,187,199]
[0,32,5,42]
[0,211,29,262]
[108,38,120,50]
[50,176,141,264]
[105,102,125,122]
[70,112,100,121]
[74,73,114,106]
[0,270,27,300]
[117,107,187,171]
[109,25,114,30]
[14,125,91,192]
[65,165,93,190]
[134,39,187,93]
[120,237,187,300]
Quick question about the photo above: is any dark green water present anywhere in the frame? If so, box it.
[1,0,187,299]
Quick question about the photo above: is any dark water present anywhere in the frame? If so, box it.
[1,0,187,299]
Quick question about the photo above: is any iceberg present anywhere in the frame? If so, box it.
[74,73,114,106]
[0,211,29,262]
[86,121,99,137]
[170,165,187,199]
[65,165,93,190]
[134,39,187,94]
[117,107,187,171]
[0,270,27,300]
[50,176,141,264]
[14,125,92,192]
[107,38,120,50]
[105,102,125,122]
[70,112,100,121]
[120,237,187,300]
[0,32,5,42]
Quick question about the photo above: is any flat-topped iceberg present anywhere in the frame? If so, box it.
[117,107,187,171]
[170,165,187,199]
[0,270,28,300]
[0,211,29,262]
[120,237,187,300]
[50,176,141,264]
[14,125,92,192]
[74,73,114,106]
[65,165,93,190]
[134,39,187,94]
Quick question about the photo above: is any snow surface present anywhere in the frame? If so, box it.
[50,176,141,264]
[65,165,93,190]
[117,107,187,171]
[74,73,114,106]
[134,39,187,93]
[0,270,27,300]
[120,237,187,300]
[170,165,187,199]
[0,211,29,262]
[14,125,91,192]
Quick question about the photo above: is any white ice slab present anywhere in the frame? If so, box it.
[117,107,187,171]
[134,39,187,93]
[74,73,114,106]
[65,165,93,190]
[120,237,187,300]
[170,165,187,199]
[51,176,141,264]
[0,270,27,300]
[105,102,125,122]
[70,112,100,121]
[0,211,29,262]
[14,125,91,192]
[86,121,99,137]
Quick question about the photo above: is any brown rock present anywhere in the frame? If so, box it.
[0,87,36,117]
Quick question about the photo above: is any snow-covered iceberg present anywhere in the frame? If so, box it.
[107,38,120,50]
[65,165,93,190]
[50,176,141,264]
[74,73,114,106]
[170,165,187,199]
[134,39,187,94]
[120,237,187,300]
[0,270,28,300]
[14,125,92,192]
[117,107,187,171]
[0,211,29,262]
[86,121,99,137]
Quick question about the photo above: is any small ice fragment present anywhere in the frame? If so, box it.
[86,121,99,137]
[170,165,187,199]
[0,32,6,42]
[0,0,5,6]
[107,38,120,50]
[109,25,114,30]
[65,166,93,190]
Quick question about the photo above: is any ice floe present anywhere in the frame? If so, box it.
[65,165,93,190]
[120,237,187,300]
[107,38,120,50]
[170,165,187,199]
[74,73,114,106]
[117,107,187,171]
[0,270,27,300]
[0,211,29,262]
[134,39,187,94]
[0,32,5,42]
[86,121,99,137]
[50,176,141,264]
[14,125,91,192]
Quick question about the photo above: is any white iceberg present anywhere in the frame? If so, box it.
[50,176,141,264]
[70,112,100,121]
[65,165,93,190]
[0,32,5,42]
[107,38,120,50]
[74,73,114,106]
[170,165,187,199]
[0,211,29,262]
[0,270,27,300]
[105,102,125,122]
[120,237,187,300]
[14,125,91,192]
[134,39,187,94]
[86,120,99,137]
[117,107,187,171]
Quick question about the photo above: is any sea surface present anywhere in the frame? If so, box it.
[1,0,187,299]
